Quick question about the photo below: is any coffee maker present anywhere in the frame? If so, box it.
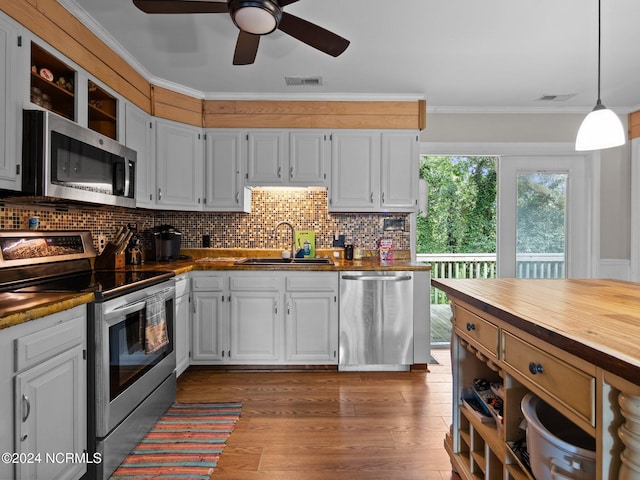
[152,225,182,261]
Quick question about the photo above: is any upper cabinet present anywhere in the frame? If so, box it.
[155,118,203,211]
[0,12,21,190]
[87,80,117,139]
[124,102,155,208]
[204,129,250,212]
[29,41,118,139]
[30,42,75,121]
[245,130,328,187]
[329,130,418,212]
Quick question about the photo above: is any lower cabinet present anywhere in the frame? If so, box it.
[0,305,87,480]
[190,271,338,365]
[174,273,191,377]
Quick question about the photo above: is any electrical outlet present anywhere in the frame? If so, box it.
[97,234,107,254]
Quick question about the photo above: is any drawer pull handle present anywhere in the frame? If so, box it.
[466,323,476,331]
[528,362,544,375]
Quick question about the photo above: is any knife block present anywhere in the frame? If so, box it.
[95,244,126,270]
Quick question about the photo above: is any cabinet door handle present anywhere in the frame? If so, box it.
[370,192,374,203]
[528,362,544,375]
[158,188,162,200]
[290,166,294,178]
[287,301,291,315]
[382,192,386,203]
[466,323,476,331]
[235,192,239,203]
[22,394,30,422]
[274,302,278,315]
[277,166,282,178]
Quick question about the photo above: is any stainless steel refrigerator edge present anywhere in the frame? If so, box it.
[339,271,414,371]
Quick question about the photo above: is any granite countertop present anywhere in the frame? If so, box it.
[0,248,430,329]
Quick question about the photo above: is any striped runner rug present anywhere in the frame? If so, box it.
[110,402,242,480]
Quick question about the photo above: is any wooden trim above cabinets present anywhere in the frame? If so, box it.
[204,99,426,130]
[151,85,204,127]
[630,111,640,140]
[2,0,151,113]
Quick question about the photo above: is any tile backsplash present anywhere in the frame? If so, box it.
[0,189,410,253]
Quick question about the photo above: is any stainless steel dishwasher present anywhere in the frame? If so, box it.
[339,271,413,371]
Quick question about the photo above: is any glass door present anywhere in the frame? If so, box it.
[498,155,593,278]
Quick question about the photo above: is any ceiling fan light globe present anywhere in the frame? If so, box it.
[230,1,280,35]
[575,103,626,151]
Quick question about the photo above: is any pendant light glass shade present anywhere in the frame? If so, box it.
[575,0,626,151]
[576,101,626,151]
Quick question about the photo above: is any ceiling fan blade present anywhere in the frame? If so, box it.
[278,0,300,6]
[233,31,260,65]
[278,12,349,58]
[133,0,229,14]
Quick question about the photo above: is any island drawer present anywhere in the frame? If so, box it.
[502,331,595,426]
[454,306,499,358]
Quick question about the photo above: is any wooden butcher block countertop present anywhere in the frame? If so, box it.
[431,278,640,384]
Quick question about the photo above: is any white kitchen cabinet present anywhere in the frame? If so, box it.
[155,118,203,210]
[288,130,329,186]
[2,305,88,480]
[0,12,21,191]
[174,273,191,376]
[191,273,228,364]
[329,130,419,212]
[203,129,250,212]
[285,273,338,364]
[190,271,340,366]
[246,130,287,185]
[329,130,380,211]
[229,273,284,363]
[380,131,419,210]
[245,130,328,187]
[125,102,156,208]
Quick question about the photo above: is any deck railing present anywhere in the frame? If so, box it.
[417,253,565,304]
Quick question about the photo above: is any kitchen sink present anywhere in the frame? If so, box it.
[235,257,334,266]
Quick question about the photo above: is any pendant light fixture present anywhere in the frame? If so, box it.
[575,0,625,151]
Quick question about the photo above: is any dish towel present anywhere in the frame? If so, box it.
[144,292,169,354]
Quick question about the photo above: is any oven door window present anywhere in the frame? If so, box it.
[108,300,173,401]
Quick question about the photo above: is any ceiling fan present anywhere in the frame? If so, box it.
[132,0,350,65]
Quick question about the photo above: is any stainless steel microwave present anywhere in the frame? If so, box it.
[22,110,136,208]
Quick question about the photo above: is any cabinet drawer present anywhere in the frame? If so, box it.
[286,273,337,292]
[502,331,595,425]
[454,307,499,358]
[15,312,85,372]
[192,275,225,291]
[230,275,280,291]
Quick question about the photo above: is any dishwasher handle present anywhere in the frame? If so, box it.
[341,274,412,282]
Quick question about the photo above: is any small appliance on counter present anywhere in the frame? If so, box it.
[152,225,182,261]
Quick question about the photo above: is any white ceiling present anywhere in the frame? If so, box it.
[64,0,640,112]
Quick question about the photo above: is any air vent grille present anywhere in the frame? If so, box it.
[285,76,323,86]
[536,94,576,102]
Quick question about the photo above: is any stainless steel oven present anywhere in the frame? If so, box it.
[0,230,176,480]
[90,279,176,479]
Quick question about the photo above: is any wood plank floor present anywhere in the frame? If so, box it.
[176,349,458,480]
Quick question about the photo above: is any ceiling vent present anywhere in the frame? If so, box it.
[285,76,323,87]
[536,94,576,102]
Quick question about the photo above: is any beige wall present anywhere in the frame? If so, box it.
[419,112,631,260]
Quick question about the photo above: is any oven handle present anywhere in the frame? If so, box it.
[104,300,146,321]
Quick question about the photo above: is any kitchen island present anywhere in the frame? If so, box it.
[432,278,640,480]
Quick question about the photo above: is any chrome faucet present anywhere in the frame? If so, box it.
[274,221,295,258]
